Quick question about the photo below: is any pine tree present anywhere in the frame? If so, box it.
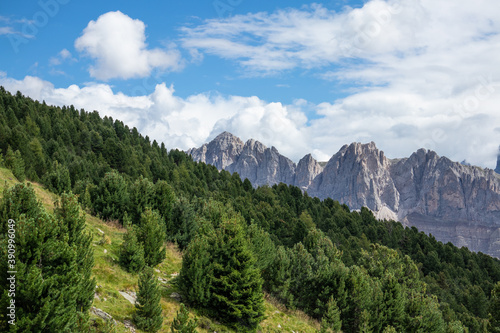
[490,282,500,333]
[170,303,198,333]
[321,296,342,332]
[169,197,198,249]
[381,274,405,331]
[179,233,212,307]
[153,180,175,223]
[179,217,265,331]
[5,146,25,182]
[359,310,372,333]
[137,208,166,267]
[43,160,71,194]
[208,218,265,331]
[119,227,146,273]
[0,184,83,331]
[54,193,96,313]
[129,176,154,222]
[134,267,163,333]
[4,146,14,169]
[94,170,129,222]
[123,211,132,229]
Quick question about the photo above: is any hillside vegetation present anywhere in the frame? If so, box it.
[0,87,500,332]
[0,168,321,332]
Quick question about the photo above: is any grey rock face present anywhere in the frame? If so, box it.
[187,131,244,170]
[296,154,324,190]
[188,133,500,258]
[308,142,399,216]
[496,146,500,174]
[189,133,308,187]
[227,140,296,186]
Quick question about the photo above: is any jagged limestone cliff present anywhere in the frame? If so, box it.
[188,133,500,258]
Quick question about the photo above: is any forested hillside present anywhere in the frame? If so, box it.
[1,87,500,332]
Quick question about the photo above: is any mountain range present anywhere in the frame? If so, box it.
[188,132,500,258]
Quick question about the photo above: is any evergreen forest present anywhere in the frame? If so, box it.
[0,87,500,332]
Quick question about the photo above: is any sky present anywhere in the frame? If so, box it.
[1,0,499,168]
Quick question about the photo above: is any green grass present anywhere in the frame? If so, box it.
[0,167,320,333]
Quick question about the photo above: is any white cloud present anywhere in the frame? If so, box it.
[180,1,411,73]
[181,1,500,74]
[50,48,76,66]
[178,0,500,166]
[1,73,498,169]
[0,74,307,159]
[2,1,500,169]
[75,11,183,80]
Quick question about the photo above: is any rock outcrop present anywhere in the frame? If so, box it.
[495,145,500,174]
[295,154,324,190]
[227,139,297,186]
[187,132,244,170]
[188,133,500,258]
[190,134,303,187]
[308,142,399,218]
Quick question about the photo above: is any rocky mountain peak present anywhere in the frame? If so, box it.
[214,131,243,145]
[310,141,397,213]
[188,133,500,258]
[334,141,388,167]
[242,139,267,154]
[188,131,244,170]
[296,154,323,190]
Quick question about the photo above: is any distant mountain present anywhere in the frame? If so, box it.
[188,132,323,190]
[189,132,500,258]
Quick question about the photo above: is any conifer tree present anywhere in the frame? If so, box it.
[209,218,265,331]
[153,180,175,224]
[170,303,198,333]
[122,210,132,229]
[169,197,198,249]
[179,217,265,331]
[129,176,154,222]
[0,184,84,331]
[490,282,500,333]
[94,170,129,222]
[381,274,405,331]
[320,296,342,332]
[359,310,372,333]
[137,208,166,267]
[54,193,96,313]
[134,267,163,333]
[179,233,212,307]
[5,146,25,182]
[119,226,146,273]
[382,326,397,333]
[43,160,71,194]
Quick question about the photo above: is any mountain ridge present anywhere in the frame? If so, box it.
[188,132,500,258]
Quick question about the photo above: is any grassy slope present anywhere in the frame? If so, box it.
[0,167,320,333]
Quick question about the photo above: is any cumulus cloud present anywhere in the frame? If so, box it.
[1,73,499,169]
[2,1,500,169]
[75,11,183,80]
[178,0,500,166]
[0,74,309,159]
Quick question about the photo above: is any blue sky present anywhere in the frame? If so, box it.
[1,0,364,103]
[1,0,500,168]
